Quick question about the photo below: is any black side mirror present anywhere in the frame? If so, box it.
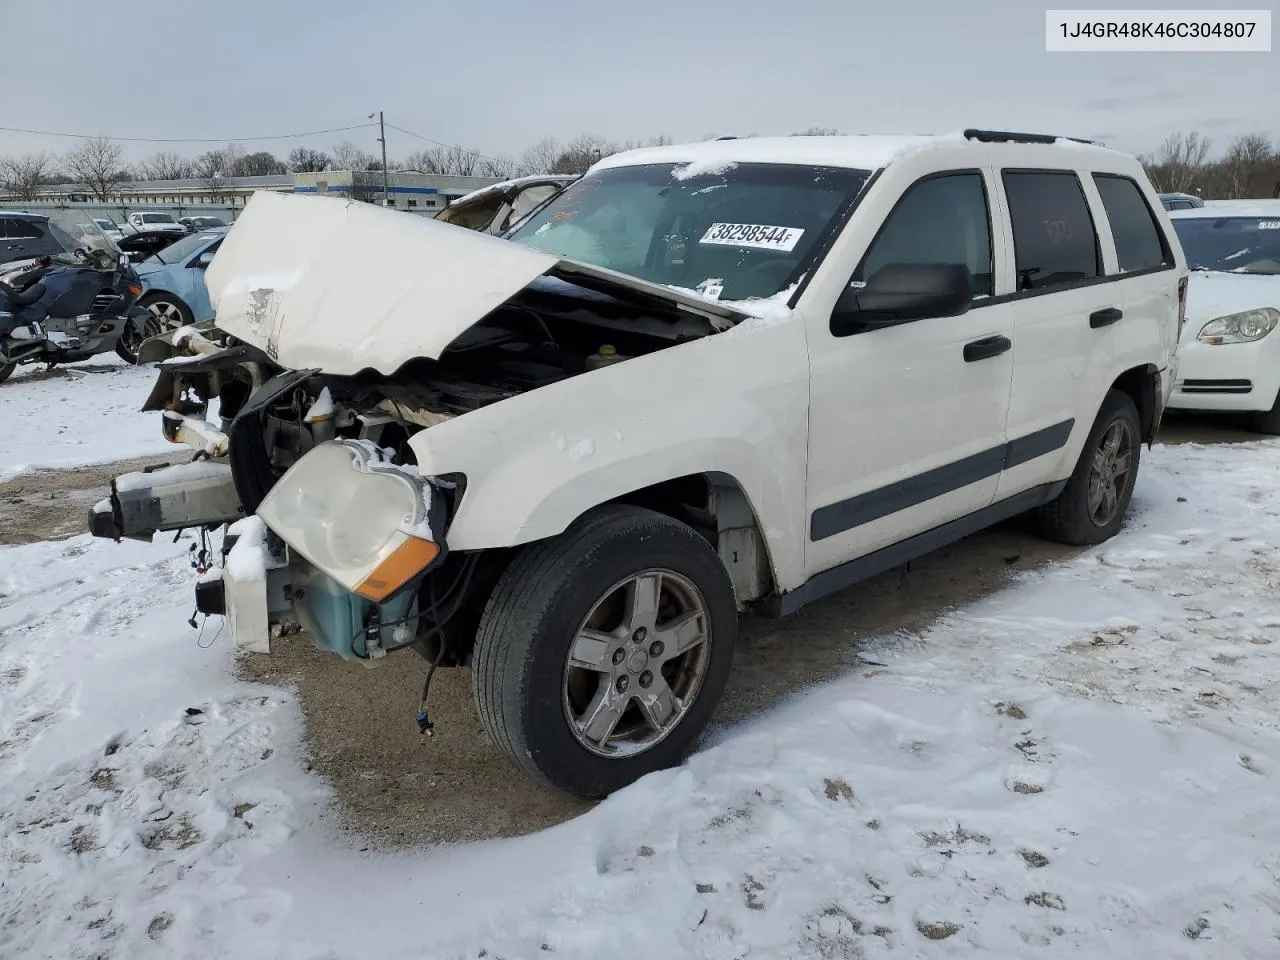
[831,262,973,336]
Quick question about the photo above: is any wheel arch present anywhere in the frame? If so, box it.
[1109,363,1161,444]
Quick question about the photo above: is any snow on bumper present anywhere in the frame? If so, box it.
[1168,336,1280,413]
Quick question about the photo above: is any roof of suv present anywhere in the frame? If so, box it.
[592,131,1117,174]
[0,210,47,221]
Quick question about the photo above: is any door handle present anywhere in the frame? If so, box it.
[963,335,1011,362]
[1089,307,1123,328]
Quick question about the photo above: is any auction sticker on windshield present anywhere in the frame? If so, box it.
[700,223,804,251]
[1259,220,1280,230]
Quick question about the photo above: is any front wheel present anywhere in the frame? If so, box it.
[1247,387,1280,435]
[114,315,148,364]
[0,359,14,384]
[472,505,737,798]
[138,293,192,336]
[1033,389,1142,546]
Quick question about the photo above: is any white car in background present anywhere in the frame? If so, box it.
[126,210,187,236]
[93,217,124,241]
[1168,201,1280,432]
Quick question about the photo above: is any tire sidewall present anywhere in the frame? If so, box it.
[514,518,737,797]
[1069,391,1143,540]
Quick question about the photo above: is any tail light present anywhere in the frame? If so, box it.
[1177,276,1188,335]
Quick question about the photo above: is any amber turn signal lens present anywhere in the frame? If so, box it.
[354,536,440,602]
[127,284,143,298]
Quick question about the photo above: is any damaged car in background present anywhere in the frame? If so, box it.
[92,132,1180,798]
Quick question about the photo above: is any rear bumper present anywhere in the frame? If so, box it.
[1168,338,1280,413]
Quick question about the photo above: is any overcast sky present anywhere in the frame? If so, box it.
[1,0,1275,165]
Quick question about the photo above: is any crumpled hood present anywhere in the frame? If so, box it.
[205,191,749,375]
[1181,270,1280,343]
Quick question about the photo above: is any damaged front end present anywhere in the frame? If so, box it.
[89,189,754,665]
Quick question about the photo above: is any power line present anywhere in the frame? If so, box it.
[385,122,519,170]
[0,122,378,144]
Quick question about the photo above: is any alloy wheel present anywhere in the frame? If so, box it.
[1087,420,1134,526]
[562,568,711,758]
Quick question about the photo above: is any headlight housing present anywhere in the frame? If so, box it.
[1197,308,1280,345]
[256,439,446,601]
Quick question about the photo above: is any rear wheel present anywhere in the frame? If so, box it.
[1033,389,1142,546]
[114,316,147,364]
[138,293,192,336]
[472,505,737,798]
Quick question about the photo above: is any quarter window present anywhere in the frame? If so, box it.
[854,172,993,298]
[1094,175,1170,272]
[1003,171,1100,291]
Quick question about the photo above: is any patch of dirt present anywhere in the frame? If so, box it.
[823,778,854,803]
[917,920,960,940]
[0,454,175,544]
[1020,849,1050,868]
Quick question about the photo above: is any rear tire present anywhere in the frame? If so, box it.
[114,317,146,364]
[472,505,737,799]
[1033,389,1142,546]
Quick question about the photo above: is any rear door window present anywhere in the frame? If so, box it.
[1093,174,1170,272]
[1002,171,1100,291]
[3,218,43,239]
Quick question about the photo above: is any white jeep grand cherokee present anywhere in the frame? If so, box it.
[93,129,1185,798]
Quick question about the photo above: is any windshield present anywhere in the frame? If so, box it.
[141,213,177,224]
[1173,216,1280,275]
[43,210,122,260]
[194,217,225,228]
[506,162,870,302]
[146,231,218,265]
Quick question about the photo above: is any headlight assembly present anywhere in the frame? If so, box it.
[256,439,445,601]
[1197,307,1280,345]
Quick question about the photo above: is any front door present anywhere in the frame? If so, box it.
[805,170,1016,577]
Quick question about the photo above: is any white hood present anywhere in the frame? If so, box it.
[206,191,748,376]
[1181,270,1280,344]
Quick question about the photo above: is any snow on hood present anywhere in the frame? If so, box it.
[1181,271,1280,342]
[205,191,751,376]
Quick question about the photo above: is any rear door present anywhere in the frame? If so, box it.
[993,170,1125,500]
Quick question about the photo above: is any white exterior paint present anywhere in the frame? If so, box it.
[1168,271,1280,413]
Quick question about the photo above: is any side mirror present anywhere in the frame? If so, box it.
[831,262,973,336]
[194,251,215,268]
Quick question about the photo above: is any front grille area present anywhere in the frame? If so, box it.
[1179,379,1253,394]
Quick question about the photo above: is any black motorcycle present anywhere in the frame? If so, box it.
[0,212,147,383]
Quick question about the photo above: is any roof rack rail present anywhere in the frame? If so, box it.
[963,128,1098,146]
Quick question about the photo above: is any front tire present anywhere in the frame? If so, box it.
[0,360,14,384]
[472,505,737,798]
[1248,388,1280,435]
[1033,389,1142,546]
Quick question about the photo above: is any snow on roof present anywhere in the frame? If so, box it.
[1170,199,1280,219]
[448,174,578,208]
[592,132,1120,174]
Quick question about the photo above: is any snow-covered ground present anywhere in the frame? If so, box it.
[3,400,1280,957]
[0,360,175,482]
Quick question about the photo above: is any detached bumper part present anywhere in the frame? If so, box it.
[89,461,244,541]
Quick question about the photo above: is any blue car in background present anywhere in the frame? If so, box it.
[134,227,228,335]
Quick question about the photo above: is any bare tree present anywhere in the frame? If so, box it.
[517,137,560,175]
[331,140,374,171]
[287,147,331,173]
[1219,133,1274,198]
[193,145,245,201]
[138,151,195,181]
[234,151,287,177]
[62,136,132,201]
[1140,130,1213,193]
[551,135,619,175]
[792,127,841,136]
[0,151,56,200]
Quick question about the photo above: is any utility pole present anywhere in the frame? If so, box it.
[370,111,390,206]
